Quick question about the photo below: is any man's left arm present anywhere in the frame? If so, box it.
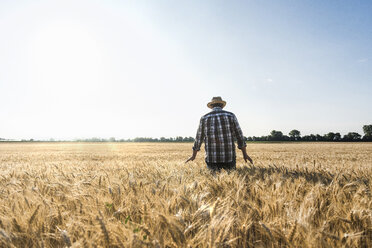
[232,115,253,164]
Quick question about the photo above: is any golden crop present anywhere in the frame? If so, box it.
[0,142,371,247]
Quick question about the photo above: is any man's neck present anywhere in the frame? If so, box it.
[212,107,223,111]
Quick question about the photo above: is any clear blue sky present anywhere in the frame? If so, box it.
[0,0,371,140]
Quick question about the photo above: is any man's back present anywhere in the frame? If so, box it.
[193,106,246,163]
[186,97,252,170]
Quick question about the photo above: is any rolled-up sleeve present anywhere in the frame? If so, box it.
[232,114,246,149]
[192,117,205,151]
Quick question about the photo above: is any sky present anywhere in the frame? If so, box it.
[0,0,371,140]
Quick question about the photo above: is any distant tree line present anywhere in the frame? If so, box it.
[2,125,371,143]
[74,136,196,143]
[245,125,372,142]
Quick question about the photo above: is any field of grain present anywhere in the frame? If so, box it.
[0,142,371,247]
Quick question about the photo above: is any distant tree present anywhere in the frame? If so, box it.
[134,137,150,142]
[363,125,372,141]
[363,125,372,136]
[334,133,341,141]
[343,132,361,141]
[252,136,267,141]
[289,130,301,140]
[301,135,309,141]
[324,132,335,141]
[109,137,116,142]
[269,130,283,141]
[185,137,195,142]
[302,134,317,141]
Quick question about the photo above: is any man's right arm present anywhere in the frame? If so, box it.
[186,117,204,163]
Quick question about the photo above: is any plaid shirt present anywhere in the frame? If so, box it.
[193,107,246,163]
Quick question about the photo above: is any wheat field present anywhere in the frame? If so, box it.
[0,142,371,247]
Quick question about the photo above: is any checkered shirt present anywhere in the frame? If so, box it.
[193,107,246,163]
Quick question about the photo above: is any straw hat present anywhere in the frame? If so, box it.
[207,96,226,109]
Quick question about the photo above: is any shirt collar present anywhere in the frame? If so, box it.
[212,107,222,111]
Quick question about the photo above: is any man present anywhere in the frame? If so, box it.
[186,96,253,171]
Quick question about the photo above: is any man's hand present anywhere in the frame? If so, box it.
[241,146,253,164]
[185,155,196,163]
[185,150,198,163]
[243,153,253,164]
